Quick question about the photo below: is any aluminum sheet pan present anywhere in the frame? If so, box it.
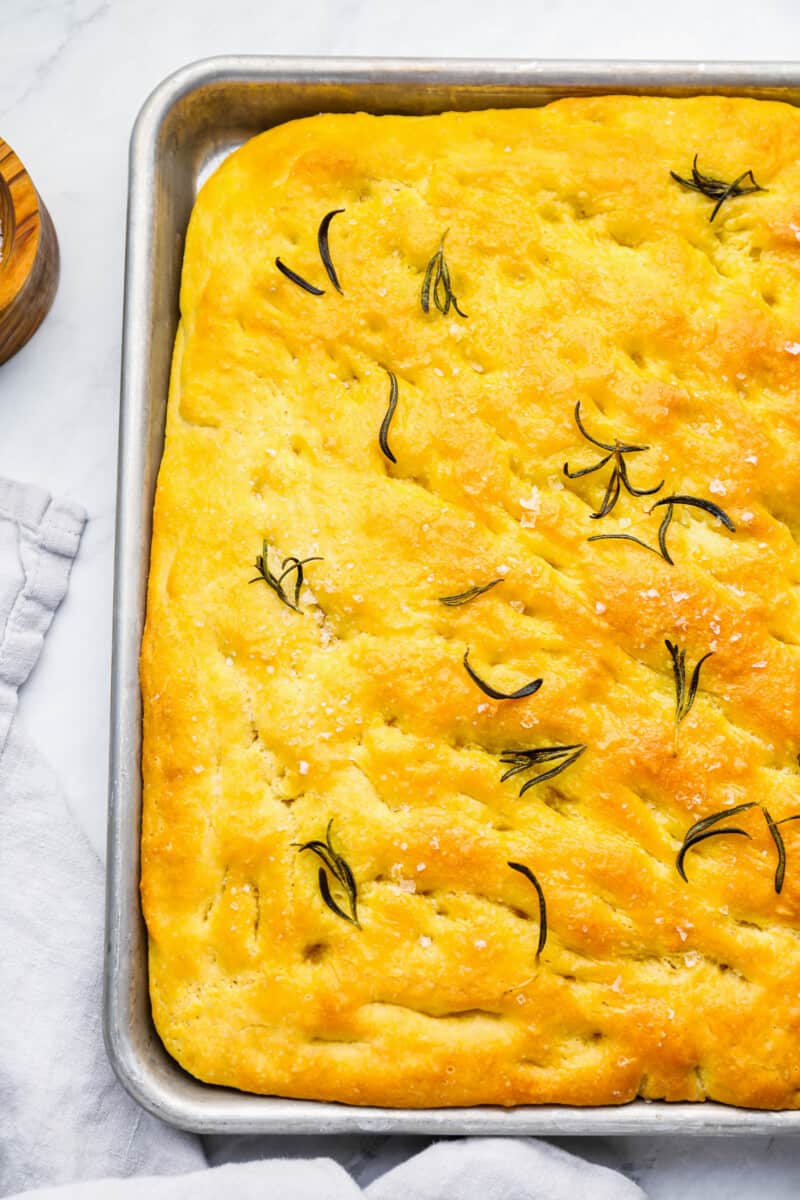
[107,56,800,1133]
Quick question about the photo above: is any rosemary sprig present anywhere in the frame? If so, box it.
[507,861,547,957]
[499,744,587,796]
[677,803,800,892]
[564,402,663,519]
[439,579,504,606]
[421,232,467,318]
[249,540,322,612]
[671,154,766,222]
[463,648,543,701]
[275,257,325,295]
[665,639,713,755]
[590,494,735,565]
[317,209,344,293]
[379,369,398,464]
[296,820,360,927]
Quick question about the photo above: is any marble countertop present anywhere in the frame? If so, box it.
[3,0,800,1195]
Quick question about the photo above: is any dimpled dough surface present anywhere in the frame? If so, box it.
[141,96,800,1108]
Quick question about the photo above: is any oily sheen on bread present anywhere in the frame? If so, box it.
[141,97,800,1108]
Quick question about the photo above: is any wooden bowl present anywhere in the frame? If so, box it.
[0,137,59,365]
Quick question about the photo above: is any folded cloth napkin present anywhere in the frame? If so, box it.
[0,478,645,1200]
[14,1139,645,1199]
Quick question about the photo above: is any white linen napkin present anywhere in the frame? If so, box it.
[0,481,203,1195]
[0,478,645,1200]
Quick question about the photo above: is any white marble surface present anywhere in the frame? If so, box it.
[3,0,800,1195]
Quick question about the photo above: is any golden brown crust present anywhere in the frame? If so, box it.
[142,97,800,1108]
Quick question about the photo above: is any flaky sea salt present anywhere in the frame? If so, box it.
[392,879,416,894]
[520,488,541,528]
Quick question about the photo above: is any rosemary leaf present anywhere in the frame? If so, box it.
[317,209,345,293]
[379,369,398,464]
[763,807,787,894]
[275,257,325,295]
[507,861,548,957]
[421,253,436,314]
[317,867,356,924]
[330,846,358,901]
[656,504,675,565]
[571,401,617,452]
[687,650,714,713]
[439,579,504,606]
[587,533,667,560]
[463,648,543,701]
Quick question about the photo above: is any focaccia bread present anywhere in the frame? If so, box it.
[141,96,800,1109]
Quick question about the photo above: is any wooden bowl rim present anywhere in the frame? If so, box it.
[0,138,40,311]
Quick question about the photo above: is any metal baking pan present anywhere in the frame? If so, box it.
[106,55,800,1134]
